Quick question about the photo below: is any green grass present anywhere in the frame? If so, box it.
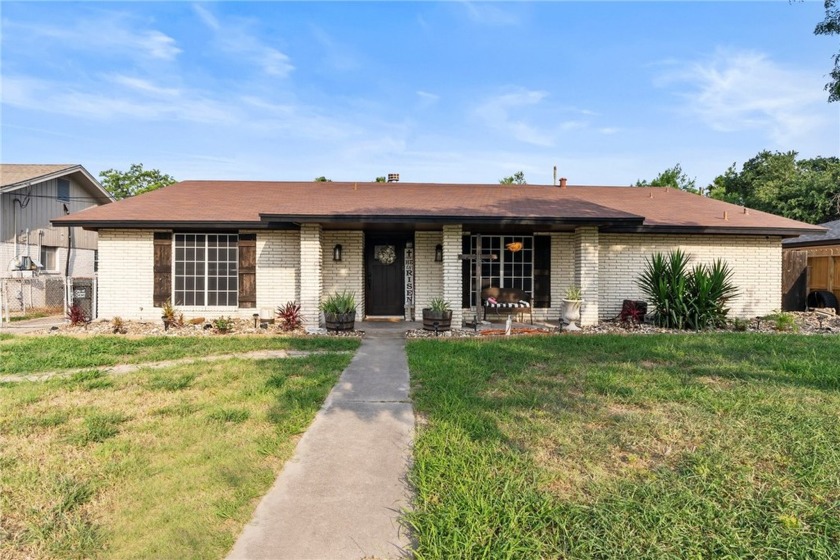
[0,334,358,375]
[406,334,840,559]
[1,350,354,559]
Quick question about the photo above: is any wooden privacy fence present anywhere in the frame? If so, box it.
[783,247,840,311]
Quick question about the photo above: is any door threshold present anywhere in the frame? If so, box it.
[364,316,405,322]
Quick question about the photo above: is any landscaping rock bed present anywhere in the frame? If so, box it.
[45,317,363,337]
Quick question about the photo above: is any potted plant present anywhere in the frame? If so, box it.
[422,297,453,332]
[561,286,583,331]
[321,291,356,332]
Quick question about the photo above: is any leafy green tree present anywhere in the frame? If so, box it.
[499,171,526,185]
[314,176,332,182]
[635,164,700,194]
[375,176,386,182]
[815,0,840,102]
[708,150,840,224]
[99,164,175,200]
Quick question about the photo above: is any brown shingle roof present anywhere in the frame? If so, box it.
[52,180,824,235]
[0,164,76,188]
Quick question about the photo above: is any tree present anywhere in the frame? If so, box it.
[99,163,176,200]
[314,176,332,182]
[499,171,526,185]
[634,163,700,194]
[707,150,840,224]
[815,0,840,102]
[375,176,386,182]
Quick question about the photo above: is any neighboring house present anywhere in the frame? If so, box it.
[781,219,839,311]
[53,178,823,327]
[1,164,114,312]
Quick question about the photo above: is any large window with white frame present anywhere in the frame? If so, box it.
[173,234,238,306]
[467,234,533,306]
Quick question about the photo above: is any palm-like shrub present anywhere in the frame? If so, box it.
[638,250,738,330]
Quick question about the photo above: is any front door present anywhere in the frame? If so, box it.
[365,234,406,316]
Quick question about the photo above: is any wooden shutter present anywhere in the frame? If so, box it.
[533,235,551,308]
[238,234,257,308]
[153,232,172,307]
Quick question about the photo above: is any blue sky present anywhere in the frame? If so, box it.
[2,1,838,188]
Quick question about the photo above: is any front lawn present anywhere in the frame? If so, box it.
[0,336,358,559]
[406,334,840,558]
[0,334,358,375]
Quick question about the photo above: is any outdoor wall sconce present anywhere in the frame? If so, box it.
[333,244,343,261]
[434,244,443,262]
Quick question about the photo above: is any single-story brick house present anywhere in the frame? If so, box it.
[52,178,823,327]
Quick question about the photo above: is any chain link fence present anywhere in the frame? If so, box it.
[0,274,97,324]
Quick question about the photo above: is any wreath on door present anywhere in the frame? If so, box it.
[376,245,396,265]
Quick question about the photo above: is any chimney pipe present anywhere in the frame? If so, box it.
[559,177,567,189]
[553,165,557,186]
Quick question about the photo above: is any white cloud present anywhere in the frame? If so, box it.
[659,48,827,144]
[193,4,294,78]
[110,75,180,97]
[1,75,236,124]
[4,16,181,61]
[474,89,554,146]
[458,1,520,26]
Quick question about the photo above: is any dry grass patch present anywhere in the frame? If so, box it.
[1,351,354,559]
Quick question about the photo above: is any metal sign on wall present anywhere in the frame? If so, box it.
[404,243,415,307]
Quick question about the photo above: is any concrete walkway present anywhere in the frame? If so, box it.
[228,326,415,560]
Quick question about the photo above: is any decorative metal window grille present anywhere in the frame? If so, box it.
[468,235,533,306]
[174,234,238,306]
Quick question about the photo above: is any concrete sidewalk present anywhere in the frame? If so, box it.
[228,327,415,560]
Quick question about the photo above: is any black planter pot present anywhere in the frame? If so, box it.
[422,309,453,332]
[324,311,356,332]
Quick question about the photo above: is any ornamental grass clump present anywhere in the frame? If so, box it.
[320,291,356,315]
[638,249,738,330]
[276,301,303,331]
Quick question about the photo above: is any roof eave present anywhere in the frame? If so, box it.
[1,165,115,203]
[602,224,825,237]
[258,213,645,226]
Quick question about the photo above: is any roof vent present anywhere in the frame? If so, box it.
[387,173,400,183]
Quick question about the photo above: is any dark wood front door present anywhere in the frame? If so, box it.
[365,234,406,316]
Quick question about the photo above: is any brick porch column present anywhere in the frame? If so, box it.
[574,226,599,326]
[300,224,323,327]
[442,225,463,328]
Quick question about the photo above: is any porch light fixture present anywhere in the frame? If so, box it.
[434,244,443,262]
[333,244,343,261]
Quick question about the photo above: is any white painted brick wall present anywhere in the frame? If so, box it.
[575,227,600,326]
[321,230,364,315]
[255,230,300,315]
[599,234,783,320]
[299,224,323,327]
[415,231,443,312]
[97,229,155,320]
[442,225,464,327]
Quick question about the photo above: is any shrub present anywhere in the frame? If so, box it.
[638,249,738,330]
[731,318,749,332]
[212,316,234,334]
[111,316,127,334]
[619,301,646,325]
[67,304,88,326]
[161,299,184,327]
[764,311,798,332]
[277,301,303,331]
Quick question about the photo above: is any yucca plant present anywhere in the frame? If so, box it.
[320,291,356,315]
[638,250,738,330]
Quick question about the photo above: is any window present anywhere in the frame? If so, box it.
[40,246,58,272]
[173,234,238,306]
[466,235,533,306]
[57,179,70,202]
